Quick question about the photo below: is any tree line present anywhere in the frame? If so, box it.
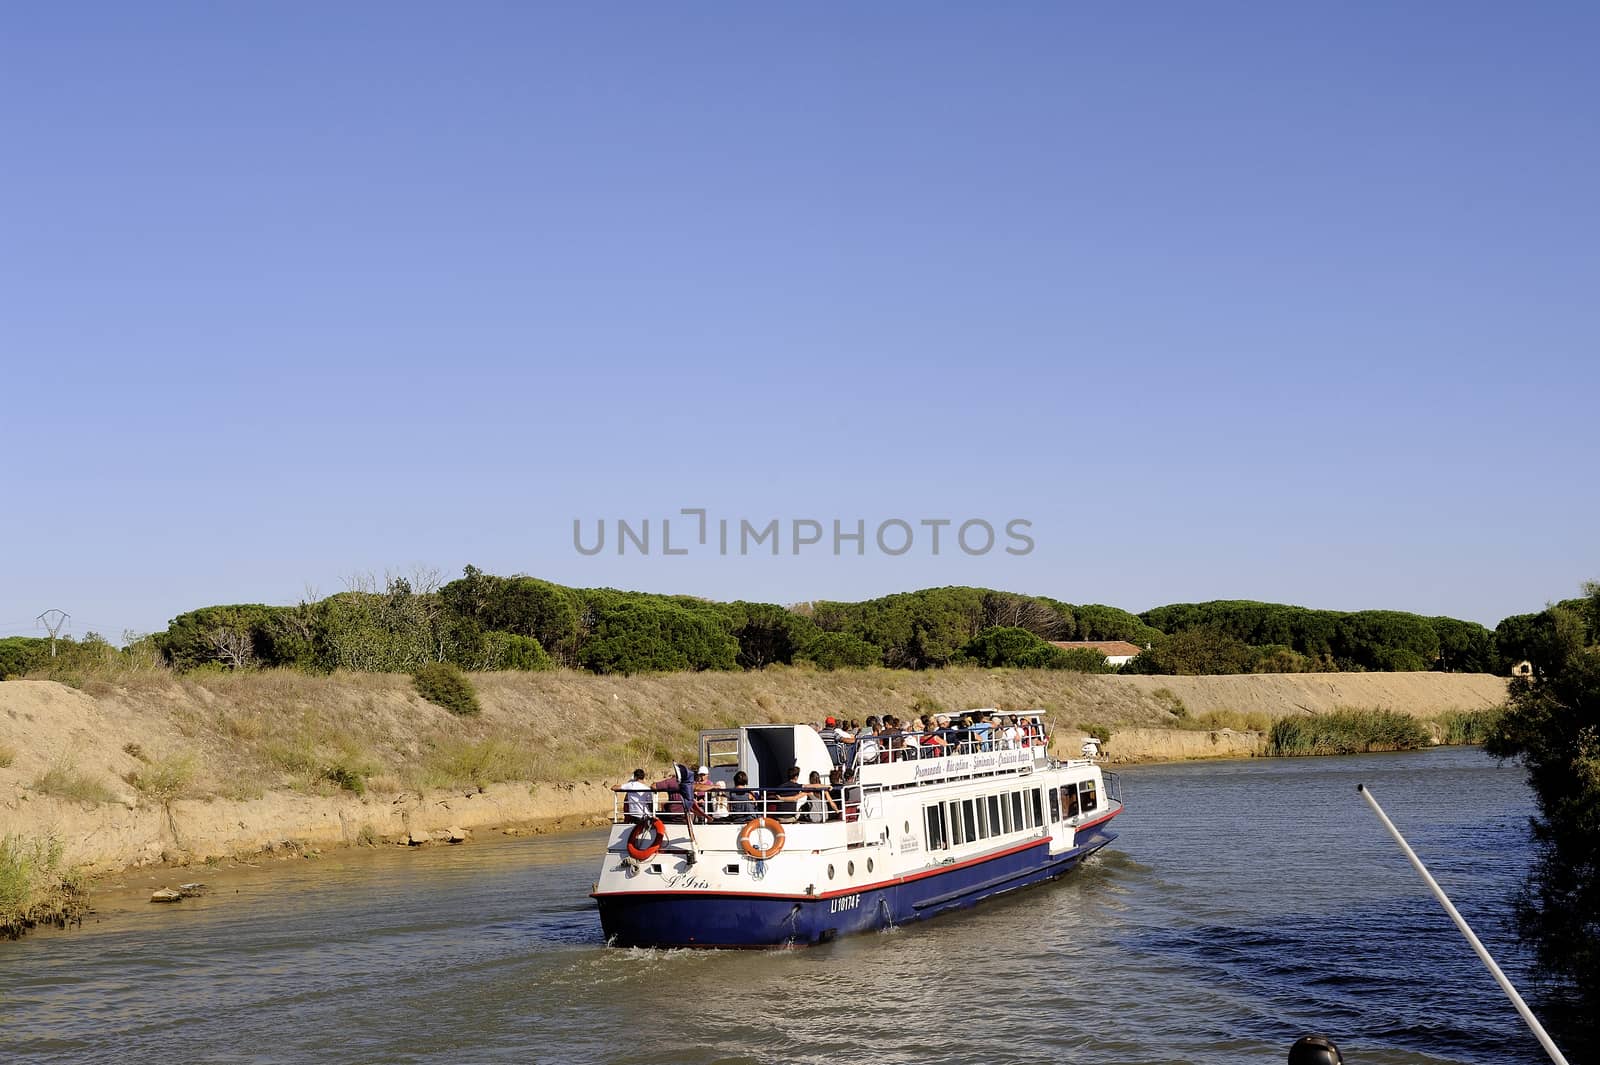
[0,570,1556,679]
[1484,583,1600,1047]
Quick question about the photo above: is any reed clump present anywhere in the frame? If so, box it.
[1432,706,1505,746]
[1268,708,1430,756]
[0,835,89,939]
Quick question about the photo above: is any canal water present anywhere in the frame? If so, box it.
[2,747,1551,1064]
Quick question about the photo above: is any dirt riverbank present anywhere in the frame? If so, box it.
[0,669,1506,877]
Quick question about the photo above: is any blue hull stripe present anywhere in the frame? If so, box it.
[597,825,1118,948]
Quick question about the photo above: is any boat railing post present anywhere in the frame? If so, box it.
[1357,784,1570,1065]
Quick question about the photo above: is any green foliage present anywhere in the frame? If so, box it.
[1267,709,1430,755]
[440,567,580,664]
[1433,707,1504,745]
[717,601,820,668]
[576,599,738,675]
[317,582,450,673]
[1483,584,1600,1025]
[498,633,552,671]
[0,638,52,680]
[1140,599,1489,673]
[812,587,988,669]
[413,662,481,716]
[447,624,553,671]
[1071,604,1165,644]
[1430,616,1495,673]
[321,761,367,796]
[797,632,881,671]
[1,834,87,939]
[1129,627,1258,675]
[153,604,278,671]
[1252,644,1317,673]
[958,627,1110,672]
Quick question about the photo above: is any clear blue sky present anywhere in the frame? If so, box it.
[3,3,1596,640]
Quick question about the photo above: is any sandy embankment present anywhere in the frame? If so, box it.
[0,671,1508,875]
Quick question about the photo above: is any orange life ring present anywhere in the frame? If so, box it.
[737,816,785,860]
[627,817,665,861]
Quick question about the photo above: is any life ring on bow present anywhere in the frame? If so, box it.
[737,816,785,860]
[627,817,666,861]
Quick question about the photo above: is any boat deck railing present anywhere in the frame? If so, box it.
[611,786,865,826]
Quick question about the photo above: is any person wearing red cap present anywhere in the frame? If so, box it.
[819,717,855,769]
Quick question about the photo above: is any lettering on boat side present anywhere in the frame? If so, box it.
[900,836,920,853]
[830,893,861,913]
[913,747,1032,781]
[663,874,711,889]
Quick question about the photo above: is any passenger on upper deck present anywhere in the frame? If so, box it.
[920,718,947,755]
[818,716,855,768]
[615,768,653,823]
[772,765,805,819]
[798,770,839,823]
[727,771,756,821]
[856,722,881,766]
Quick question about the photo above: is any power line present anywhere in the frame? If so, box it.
[36,609,69,658]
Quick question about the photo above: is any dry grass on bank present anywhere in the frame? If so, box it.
[0,666,1510,809]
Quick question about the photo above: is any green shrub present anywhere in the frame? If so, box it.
[322,762,366,795]
[1268,709,1429,756]
[413,662,481,716]
[499,634,552,671]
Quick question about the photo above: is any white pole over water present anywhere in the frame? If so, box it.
[1357,783,1570,1065]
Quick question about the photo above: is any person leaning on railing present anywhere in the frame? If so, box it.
[798,770,838,823]
[614,768,654,824]
[727,771,756,821]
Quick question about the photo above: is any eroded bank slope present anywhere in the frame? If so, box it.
[0,669,1506,872]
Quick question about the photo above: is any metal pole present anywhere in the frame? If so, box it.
[1357,783,1569,1065]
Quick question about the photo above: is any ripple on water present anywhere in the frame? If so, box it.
[0,748,1556,1065]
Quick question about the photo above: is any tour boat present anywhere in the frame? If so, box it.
[591,714,1123,948]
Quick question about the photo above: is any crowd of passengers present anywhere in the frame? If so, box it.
[613,711,1048,826]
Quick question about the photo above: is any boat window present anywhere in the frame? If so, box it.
[1062,783,1080,819]
[988,794,1001,835]
[999,793,1012,834]
[1031,789,1044,827]
[1079,780,1098,813]
[948,801,964,846]
[962,799,977,842]
[1010,791,1024,831]
[1049,787,1060,823]
[925,804,948,850]
[976,795,989,838]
